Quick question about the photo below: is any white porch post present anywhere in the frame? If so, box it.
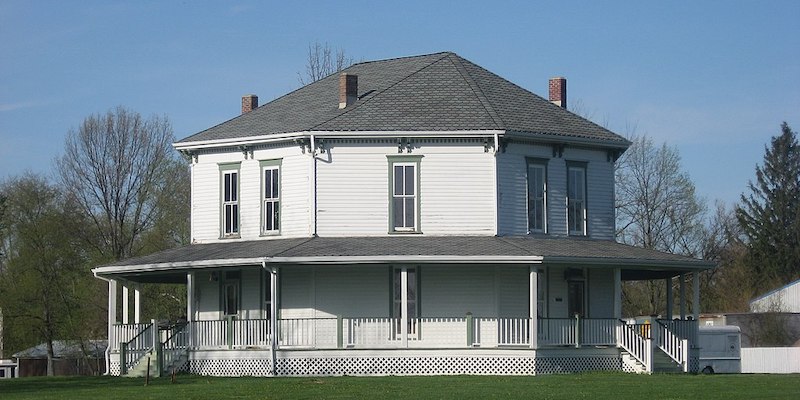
[665,277,673,320]
[529,266,538,349]
[121,284,129,324]
[187,272,195,350]
[613,268,622,319]
[679,273,687,319]
[134,285,141,324]
[692,272,700,321]
[400,267,408,348]
[270,267,278,376]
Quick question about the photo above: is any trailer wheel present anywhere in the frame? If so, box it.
[701,366,714,374]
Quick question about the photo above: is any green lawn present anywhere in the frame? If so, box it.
[0,373,797,400]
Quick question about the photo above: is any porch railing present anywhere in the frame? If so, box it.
[110,317,691,360]
[119,322,156,375]
[158,322,189,375]
[655,320,689,372]
[617,320,651,370]
[111,323,151,351]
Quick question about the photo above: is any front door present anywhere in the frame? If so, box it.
[567,280,585,317]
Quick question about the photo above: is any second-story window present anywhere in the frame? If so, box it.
[261,160,281,235]
[527,158,548,233]
[220,164,240,237]
[389,156,422,233]
[567,162,587,236]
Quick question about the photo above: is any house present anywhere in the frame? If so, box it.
[11,340,106,377]
[750,279,800,313]
[92,52,713,377]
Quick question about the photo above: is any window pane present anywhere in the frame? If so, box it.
[265,202,274,231]
[225,205,232,233]
[232,204,238,233]
[230,173,237,201]
[273,201,279,230]
[404,198,415,228]
[394,166,404,195]
[264,170,272,199]
[271,169,279,198]
[393,269,401,301]
[404,165,414,196]
[393,198,404,228]
[224,174,231,202]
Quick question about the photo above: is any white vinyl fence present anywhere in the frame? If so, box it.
[741,347,800,373]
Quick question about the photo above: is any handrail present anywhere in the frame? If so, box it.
[159,322,189,376]
[119,322,155,375]
[617,320,651,372]
[655,320,687,370]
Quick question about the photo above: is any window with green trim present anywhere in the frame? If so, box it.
[222,271,241,317]
[527,159,548,233]
[389,156,421,233]
[262,162,280,234]
[392,267,418,335]
[567,162,587,236]
[220,164,240,237]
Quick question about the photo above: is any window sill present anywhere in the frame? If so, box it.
[220,234,241,240]
[260,231,281,237]
[388,230,423,235]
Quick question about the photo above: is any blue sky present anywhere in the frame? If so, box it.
[1,1,798,207]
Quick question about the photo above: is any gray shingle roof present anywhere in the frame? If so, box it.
[177,52,629,146]
[102,236,711,269]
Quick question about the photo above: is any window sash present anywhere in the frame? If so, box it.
[263,167,280,233]
[392,163,417,231]
[392,267,418,334]
[527,163,547,233]
[567,166,586,235]
[222,171,239,235]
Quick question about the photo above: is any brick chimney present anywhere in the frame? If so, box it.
[548,77,566,109]
[338,73,358,109]
[242,94,258,114]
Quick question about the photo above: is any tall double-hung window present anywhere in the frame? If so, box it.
[389,156,422,233]
[261,160,281,235]
[220,163,240,237]
[567,162,587,236]
[527,158,548,233]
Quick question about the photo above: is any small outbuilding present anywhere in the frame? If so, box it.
[12,340,106,377]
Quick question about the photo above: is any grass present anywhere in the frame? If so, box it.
[0,373,797,400]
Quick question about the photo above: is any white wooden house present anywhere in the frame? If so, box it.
[92,52,712,377]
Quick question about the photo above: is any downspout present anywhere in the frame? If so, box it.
[309,134,318,236]
[92,272,113,376]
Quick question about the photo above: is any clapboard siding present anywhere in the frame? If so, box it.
[421,265,496,317]
[496,266,530,317]
[316,142,495,236]
[547,267,569,318]
[280,267,314,319]
[313,266,389,318]
[316,144,391,236]
[588,269,614,318]
[564,147,615,240]
[190,147,311,243]
[195,271,219,320]
[497,143,615,239]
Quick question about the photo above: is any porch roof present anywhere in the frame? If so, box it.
[92,236,713,283]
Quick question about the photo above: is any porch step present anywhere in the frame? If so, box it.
[652,349,683,373]
[125,352,158,378]
[620,351,647,374]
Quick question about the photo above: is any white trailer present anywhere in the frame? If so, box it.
[698,325,741,373]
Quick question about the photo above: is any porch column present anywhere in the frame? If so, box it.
[186,272,195,322]
[400,267,408,348]
[692,272,700,321]
[529,266,538,349]
[134,285,141,324]
[665,277,673,320]
[679,273,686,319]
[121,284,129,324]
[613,268,622,319]
[269,267,278,376]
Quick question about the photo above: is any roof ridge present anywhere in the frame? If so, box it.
[310,52,454,130]
[445,54,505,129]
[350,51,453,67]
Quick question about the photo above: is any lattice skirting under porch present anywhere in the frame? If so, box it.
[180,351,626,377]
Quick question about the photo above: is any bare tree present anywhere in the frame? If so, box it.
[57,106,177,262]
[615,136,706,316]
[298,41,355,85]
